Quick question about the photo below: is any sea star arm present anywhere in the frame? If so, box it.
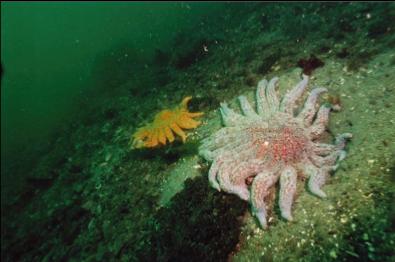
[217,160,250,200]
[280,74,309,114]
[309,150,344,167]
[303,161,328,198]
[211,140,259,168]
[298,87,328,126]
[335,133,353,149]
[238,95,258,117]
[164,126,175,143]
[312,133,352,157]
[313,142,336,156]
[186,111,204,118]
[180,96,193,108]
[279,166,297,221]
[177,114,201,129]
[157,128,167,145]
[220,102,245,126]
[251,170,279,228]
[207,158,223,191]
[308,169,328,199]
[309,105,331,139]
[200,129,253,162]
[146,128,159,147]
[218,159,263,201]
[266,77,280,113]
[170,123,187,142]
[199,149,215,162]
[200,127,244,152]
[256,79,271,119]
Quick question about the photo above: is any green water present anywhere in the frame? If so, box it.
[1,2,394,262]
[1,1,224,193]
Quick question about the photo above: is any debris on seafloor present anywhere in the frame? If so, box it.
[297,54,325,76]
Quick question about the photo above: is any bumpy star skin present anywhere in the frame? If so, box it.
[199,75,352,228]
[132,97,204,148]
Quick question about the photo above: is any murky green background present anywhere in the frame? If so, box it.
[1,1,224,191]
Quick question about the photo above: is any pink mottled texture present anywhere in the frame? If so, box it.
[199,74,352,228]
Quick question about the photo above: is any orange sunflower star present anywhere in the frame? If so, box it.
[131,96,204,148]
